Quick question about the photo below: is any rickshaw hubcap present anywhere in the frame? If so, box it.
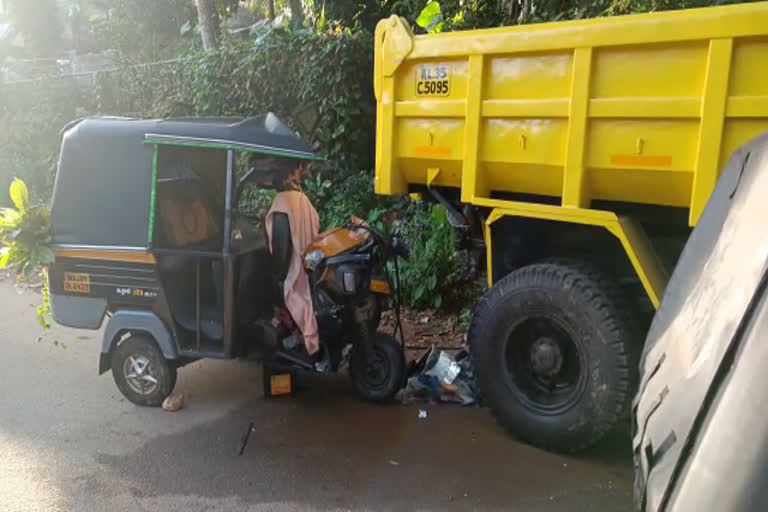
[123,354,159,395]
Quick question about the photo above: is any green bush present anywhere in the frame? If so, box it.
[303,170,398,231]
[395,203,463,310]
[0,179,53,328]
[0,77,89,205]
[0,26,375,204]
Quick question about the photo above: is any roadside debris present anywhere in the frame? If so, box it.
[238,421,255,456]
[397,345,480,406]
[418,409,428,419]
[162,392,185,412]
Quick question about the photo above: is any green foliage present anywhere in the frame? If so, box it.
[0,77,85,205]
[168,28,375,172]
[303,171,396,230]
[458,306,473,330]
[416,1,445,33]
[37,269,52,330]
[9,177,29,212]
[237,185,276,220]
[91,0,199,61]
[0,179,53,328]
[316,0,759,32]
[0,179,53,278]
[395,204,461,309]
[1,25,375,203]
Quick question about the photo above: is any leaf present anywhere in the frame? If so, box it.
[414,283,426,300]
[9,178,29,212]
[416,1,444,33]
[0,247,9,268]
[18,260,29,278]
[179,20,192,36]
[427,274,437,290]
[367,208,384,223]
[37,304,51,329]
[316,3,327,33]
[0,208,21,228]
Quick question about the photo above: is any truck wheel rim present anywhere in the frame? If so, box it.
[503,317,587,414]
[123,354,159,395]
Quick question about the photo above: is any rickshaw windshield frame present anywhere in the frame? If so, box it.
[146,141,321,254]
[144,134,325,161]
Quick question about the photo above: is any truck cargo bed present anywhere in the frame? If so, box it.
[374,3,768,226]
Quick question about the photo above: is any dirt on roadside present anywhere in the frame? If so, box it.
[380,308,467,361]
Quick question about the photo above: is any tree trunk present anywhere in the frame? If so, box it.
[519,0,530,24]
[287,0,304,27]
[196,0,219,51]
[504,0,530,24]
[268,0,276,21]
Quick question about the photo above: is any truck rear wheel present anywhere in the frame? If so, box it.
[469,261,639,453]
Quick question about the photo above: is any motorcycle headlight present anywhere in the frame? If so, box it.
[303,250,325,271]
[343,271,357,293]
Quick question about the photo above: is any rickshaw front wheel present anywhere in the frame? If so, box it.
[111,334,177,407]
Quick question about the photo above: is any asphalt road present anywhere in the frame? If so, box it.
[0,282,634,511]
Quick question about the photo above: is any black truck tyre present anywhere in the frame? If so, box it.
[111,334,177,407]
[350,333,406,403]
[469,260,639,453]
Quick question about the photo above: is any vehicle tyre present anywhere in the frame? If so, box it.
[469,260,639,453]
[350,333,406,403]
[111,334,177,407]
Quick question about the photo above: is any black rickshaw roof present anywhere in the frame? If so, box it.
[50,113,318,249]
[145,114,321,160]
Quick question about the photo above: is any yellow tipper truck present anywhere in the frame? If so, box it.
[373,2,768,452]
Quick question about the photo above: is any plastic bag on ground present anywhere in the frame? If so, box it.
[396,345,480,406]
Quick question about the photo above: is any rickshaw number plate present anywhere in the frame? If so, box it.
[63,272,91,294]
[270,374,292,395]
[370,279,390,294]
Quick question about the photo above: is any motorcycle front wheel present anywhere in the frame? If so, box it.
[350,333,405,403]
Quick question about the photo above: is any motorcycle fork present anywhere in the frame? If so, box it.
[351,300,374,362]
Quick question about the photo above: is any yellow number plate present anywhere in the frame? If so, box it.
[63,272,91,294]
[270,374,292,395]
[416,64,451,97]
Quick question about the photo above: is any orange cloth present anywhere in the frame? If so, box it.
[265,190,320,354]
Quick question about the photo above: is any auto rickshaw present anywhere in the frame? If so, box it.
[49,114,408,406]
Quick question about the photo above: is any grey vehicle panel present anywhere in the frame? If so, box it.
[51,293,107,330]
[633,132,768,511]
